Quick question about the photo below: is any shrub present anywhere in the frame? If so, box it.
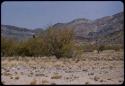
[104,45,122,51]
[81,44,96,52]
[14,37,46,57]
[51,73,62,79]
[97,45,105,53]
[1,37,17,56]
[43,26,74,59]
[30,78,37,85]
[42,79,49,84]
[15,41,32,56]
[1,26,74,58]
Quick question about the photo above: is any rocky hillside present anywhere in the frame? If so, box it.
[53,12,124,45]
[89,12,124,45]
[1,12,124,44]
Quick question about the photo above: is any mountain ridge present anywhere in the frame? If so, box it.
[1,11,124,45]
[53,11,124,45]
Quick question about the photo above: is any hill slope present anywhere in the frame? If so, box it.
[53,12,124,45]
[1,12,124,45]
[1,25,44,41]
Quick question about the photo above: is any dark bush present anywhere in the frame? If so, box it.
[1,26,74,59]
[97,45,105,53]
[1,37,17,56]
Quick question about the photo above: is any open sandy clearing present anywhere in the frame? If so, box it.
[1,51,124,85]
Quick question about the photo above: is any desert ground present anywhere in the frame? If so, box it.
[1,50,124,85]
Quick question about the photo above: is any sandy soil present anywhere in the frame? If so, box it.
[1,50,124,85]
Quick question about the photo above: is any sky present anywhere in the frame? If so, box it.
[1,1,123,29]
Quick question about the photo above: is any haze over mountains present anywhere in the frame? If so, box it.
[1,11,124,45]
[1,25,44,41]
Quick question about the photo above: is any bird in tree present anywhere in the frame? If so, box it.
[33,35,36,38]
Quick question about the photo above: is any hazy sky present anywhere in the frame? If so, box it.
[1,1,123,29]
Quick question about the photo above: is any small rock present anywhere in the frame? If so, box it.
[94,76,99,81]
[85,81,89,85]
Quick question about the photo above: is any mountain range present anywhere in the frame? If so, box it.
[53,11,124,45]
[1,25,44,41]
[1,11,124,45]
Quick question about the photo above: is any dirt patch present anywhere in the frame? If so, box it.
[1,51,124,85]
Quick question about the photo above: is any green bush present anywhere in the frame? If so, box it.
[15,41,32,56]
[1,26,74,58]
[15,38,46,57]
[42,26,74,58]
[1,37,17,56]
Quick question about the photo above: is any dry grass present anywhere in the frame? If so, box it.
[15,76,19,80]
[100,79,104,82]
[4,72,11,76]
[51,73,62,79]
[94,76,100,81]
[20,72,24,75]
[1,50,124,85]
[107,78,111,80]
[10,76,13,79]
[30,78,37,85]
[85,81,90,85]
[42,79,49,84]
